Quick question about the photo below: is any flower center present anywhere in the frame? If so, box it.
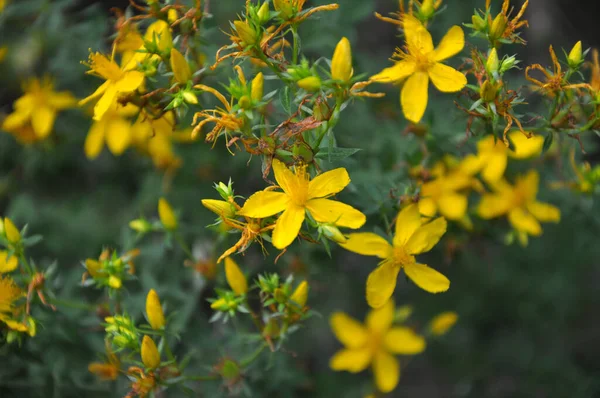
[393,246,415,267]
[288,165,310,206]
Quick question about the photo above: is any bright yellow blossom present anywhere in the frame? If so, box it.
[141,335,160,370]
[330,300,426,393]
[478,170,560,238]
[84,104,139,159]
[238,159,366,249]
[371,15,466,123]
[2,77,75,140]
[428,311,458,336]
[4,218,21,244]
[145,289,165,330]
[79,52,145,121]
[0,251,18,273]
[158,198,177,230]
[341,204,449,308]
[224,257,248,295]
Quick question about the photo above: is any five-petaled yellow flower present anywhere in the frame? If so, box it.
[330,300,426,393]
[371,15,466,123]
[238,159,366,249]
[341,204,449,308]
[2,77,75,140]
[478,170,560,239]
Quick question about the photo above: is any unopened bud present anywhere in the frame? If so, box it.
[273,0,294,20]
[251,72,264,101]
[471,14,486,32]
[257,2,270,24]
[233,20,257,46]
[290,281,308,308]
[331,37,353,82]
[568,41,583,68]
[3,218,21,244]
[182,90,198,104]
[420,0,435,19]
[321,224,347,243]
[141,336,161,369]
[297,76,321,92]
[486,48,499,75]
[480,80,498,102]
[489,14,507,41]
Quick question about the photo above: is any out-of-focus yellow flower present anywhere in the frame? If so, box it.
[478,170,560,238]
[0,276,21,322]
[131,111,183,172]
[330,300,426,393]
[0,251,18,273]
[145,289,165,330]
[2,77,75,140]
[84,103,138,159]
[80,53,145,121]
[170,48,192,84]
[141,335,160,370]
[125,20,173,69]
[158,198,177,230]
[341,204,449,308]
[88,342,120,381]
[371,15,466,123]
[331,37,353,82]
[238,159,366,249]
[428,311,458,335]
[0,47,7,63]
[290,280,309,307]
[224,257,247,295]
[3,218,21,244]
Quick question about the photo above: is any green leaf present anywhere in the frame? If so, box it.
[280,86,291,115]
[542,132,554,153]
[315,147,361,161]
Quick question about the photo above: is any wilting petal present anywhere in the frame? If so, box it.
[366,299,394,334]
[372,350,400,393]
[393,204,422,247]
[405,217,447,255]
[403,262,450,293]
[433,26,465,61]
[308,168,350,199]
[238,191,289,218]
[401,71,429,123]
[306,198,366,229]
[272,205,305,249]
[437,193,467,221]
[339,232,392,259]
[330,312,369,348]
[508,207,542,236]
[527,201,560,223]
[428,63,467,93]
[384,327,426,354]
[330,347,372,373]
[366,260,400,308]
[371,61,416,83]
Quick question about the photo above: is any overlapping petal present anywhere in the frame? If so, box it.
[433,26,465,61]
[405,217,447,255]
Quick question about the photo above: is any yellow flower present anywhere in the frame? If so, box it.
[131,111,184,171]
[0,276,21,321]
[428,311,458,336]
[341,204,449,308]
[224,257,248,295]
[478,170,561,237]
[238,159,366,249]
[84,103,139,159]
[141,335,161,370]
[0,251,18,273]
[4,217,21,244]
[170,48,192,84]
[466,132,544,182]
[145,289,165,330]
[2,77,75,139]
[158,198,177,230]
[79,52,145,121]
[371,15,466,123]
[331,37,353,82]
[330,300,426,393]
[290,280,309,307]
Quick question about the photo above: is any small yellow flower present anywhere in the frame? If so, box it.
[79,52,145,121]
[341,204,449,308]
[170,48,192,84]
[84,103,139,159]
[141,335,161,370]
[330,300,426,393]
[0,276,21,321]
[371,15,466,123]
[428,311,458,336]
[0,251,18,273]
[224,257,248,295]
[146,289,165,330]
[238,159,366,249]
[331,37,353,82]
[158,198,178,230]
[290,280,309,307]
[2,77,75,140]
[3,218,21,244]
[478,170,561,237]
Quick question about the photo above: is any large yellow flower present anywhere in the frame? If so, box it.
[371,15,466,123]
[478,170,560,237]
[330,300,426,393]
[238,159,366,249]
[341,204,449,308]
[79,53,145,121]
[2,77,75,139]
[84,104,139,159]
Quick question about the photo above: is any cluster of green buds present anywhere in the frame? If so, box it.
[104,314,139,350]
[228,67,265,114]
[83,249,138,290]
[478,48,518,103]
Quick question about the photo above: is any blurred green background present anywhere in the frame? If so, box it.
[1,0,600,397]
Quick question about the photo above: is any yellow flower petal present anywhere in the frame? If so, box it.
[330,347,372,373]
[403,262,450,293]
[339,233,392,259]
[0,251,18,273]
[79,80,109,106]
[401,71,429,123]
[418,197,437,218]
[366,299,394,334]
[477,194,511,218]
[238,191,289,218]
[371,61,416,83]
[393,204,423,247]
[93,84,118,121]
[305,198,366,229]
[4,218,21,243]
[31,107,56,138]
[508,131,544,159]
[428,311,458,336]
[105,116,132,155]
[508,207,542,236]
[404,15,433,53]
[272,205,305,249]
[366,260,400,308]
[329,312,369,348]
[307,168,350,199]
[48,91,76,109]
[372,350,400,393]
[114,71,145,92]
[433,26,465,62]
[527,201,561,223]
[85,119,106,159]
[428,63,467,93]
[225,257,248,295]
[437,193,467,221]
[481,152,507,182]
[518,170,539,201]
[405,217,447,255]
[158,198,178,230]
[384,327,426,354]
[272,159,303,195]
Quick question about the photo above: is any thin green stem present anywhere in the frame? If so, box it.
[240,342,268,367]
[173,232,194,260]
[48,297,97,312]
[291,25,299,65]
